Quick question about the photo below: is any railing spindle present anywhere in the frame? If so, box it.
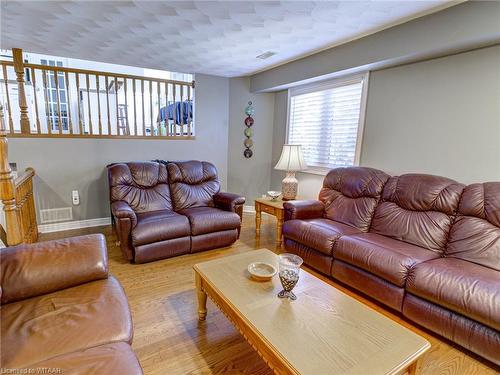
[132,79,137,136]
[149,80,153,136]
[141,79,145,136]
[172,84,177,137]
[2,64,14,133]
[180,84,184,136]
[156,81,161,137]
[75,73,83,135]
[164,81,169,136]
[124,78,129,135]
[86,74,93,135]
[30,68,41,134]
[64,71,73,135]
[96,75,102,135]
[114,77,120,135]
[105,75,111,135]
[53,70,63,134]
[187,84,192,136]
[41,69,52,135]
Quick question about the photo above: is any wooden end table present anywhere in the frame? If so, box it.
[255,197,285,244]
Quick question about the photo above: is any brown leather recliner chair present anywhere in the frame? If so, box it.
[282,167,500,365]
[0,234,143,374]
[108,160,245,263]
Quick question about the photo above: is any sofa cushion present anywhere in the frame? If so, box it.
[446,182,500,271]
[319,167,389,232]
[0,277,133,368]
[30,343,143,375]
[370,174,464,252]
[282,218,361,256]
[178,207,241,236]
[406,257,500,331]
[334,233,440,287]
[167,160,220,210]
[108,162,172,213]
[132,210,190,246]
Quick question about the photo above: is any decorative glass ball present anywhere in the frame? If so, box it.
[245,101,255,116]
[244,127,253,138]
[244,138,253,148]
[244,148,253,158]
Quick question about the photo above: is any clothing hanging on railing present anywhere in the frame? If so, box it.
[159,101,193,125]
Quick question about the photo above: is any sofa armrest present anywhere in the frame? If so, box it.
[111,201,137,228]
[0,234,108,304]
[283,200,325,221]
[213,192,246,219]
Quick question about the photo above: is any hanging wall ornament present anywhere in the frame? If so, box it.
[243,101,254,158]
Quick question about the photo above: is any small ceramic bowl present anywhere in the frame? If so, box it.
[267,191,281,201]
[248,262,277,281]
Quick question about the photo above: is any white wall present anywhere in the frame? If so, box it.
[9,73,229,222]
[271,46,500,198]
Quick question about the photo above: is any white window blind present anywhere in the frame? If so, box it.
[288,74,367,169]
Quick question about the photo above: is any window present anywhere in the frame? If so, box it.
[287,73,368,171]
[41,59,69,131]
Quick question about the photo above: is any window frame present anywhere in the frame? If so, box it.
[285,72,370,175]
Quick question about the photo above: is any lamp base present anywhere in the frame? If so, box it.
[281,171,298,201]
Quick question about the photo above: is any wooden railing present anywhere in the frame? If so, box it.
[15,167,38,243]
[0,130,38,245]
[0,48,195,139]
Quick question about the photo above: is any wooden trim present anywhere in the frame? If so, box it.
[18,61,195,87]
[8,133,195,140]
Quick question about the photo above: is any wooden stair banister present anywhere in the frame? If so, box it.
[0,129,38,245]
[0,129,23,245]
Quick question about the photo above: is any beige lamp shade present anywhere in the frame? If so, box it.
[274,144,306,171]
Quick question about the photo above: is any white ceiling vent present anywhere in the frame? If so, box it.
[39,207,73,224]
[256,51,276,60]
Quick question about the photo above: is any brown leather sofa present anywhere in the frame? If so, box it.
[0,234,143,374]
[282,167,500,365]
[108,160,245,263]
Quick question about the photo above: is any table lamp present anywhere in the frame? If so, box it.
[274,144,306,200]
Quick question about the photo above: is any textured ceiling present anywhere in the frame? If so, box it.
[1,1,452,77]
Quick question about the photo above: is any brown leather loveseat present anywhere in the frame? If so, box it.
[0,234,143,374]
[282,167,500,365]
[108,160,245,263]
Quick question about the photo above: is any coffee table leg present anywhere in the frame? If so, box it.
[255,203,262,236]
[406,360,419,375]
[195,272,207,321]
[277,217,283,245]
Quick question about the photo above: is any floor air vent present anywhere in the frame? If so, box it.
[39,207,73,224]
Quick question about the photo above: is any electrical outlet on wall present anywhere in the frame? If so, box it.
[72,190,80,206]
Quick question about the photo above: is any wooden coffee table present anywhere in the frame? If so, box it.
[194,249,430,375]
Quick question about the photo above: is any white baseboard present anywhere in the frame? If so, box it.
[243,205,255,213]
[38,217,111,233]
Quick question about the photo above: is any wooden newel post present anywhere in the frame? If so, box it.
[0,130,22,245]
[12,48,30,134]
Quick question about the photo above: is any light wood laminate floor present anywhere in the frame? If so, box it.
[40,213,499,375]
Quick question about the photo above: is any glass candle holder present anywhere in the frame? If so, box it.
[277,253,303,300]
